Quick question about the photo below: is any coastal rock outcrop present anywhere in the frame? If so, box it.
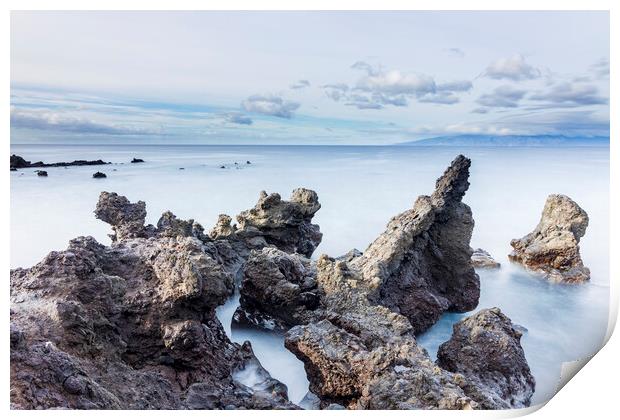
[10,154,109,170]
[437,308,535,408]
[233,247,321,331]
[235,188,322,258]
[358,155,479,334]
[509,194,590,283]
[10,193,298,409]
[471,249,501,269]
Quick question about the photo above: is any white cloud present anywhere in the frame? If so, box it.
[225,112,253,125]
[477,85,527,108]
[290,79,311,89]
[484,54,541,81]
[10,107,154,135]
[241,95,300,119]
[529,82,607,106]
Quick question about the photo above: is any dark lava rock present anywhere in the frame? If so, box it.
[36,170,48,177]
[11,154,109,169]
[436,308,535,409]
[131,158,145,163]
[10,193,298,410]
[92,172,107,179]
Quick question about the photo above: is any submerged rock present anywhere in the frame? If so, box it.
[358,155,480,334]
[471,249,500,269]
[509,194,590,283]
[10,194,297,409]
[131,158,144,163]
[437,308,535,409]
[36,170,48,177]
[92,172,107,179]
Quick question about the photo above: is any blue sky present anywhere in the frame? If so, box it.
[10,11,609,145]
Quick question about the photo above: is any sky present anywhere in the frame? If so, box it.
[10,11,610,145]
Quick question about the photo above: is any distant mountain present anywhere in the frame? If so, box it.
[397,134,610,147]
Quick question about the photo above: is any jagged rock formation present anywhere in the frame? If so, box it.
[10,154,109,170]
[509,194,590,283]
[235,188,322,258]
[437,308,535,408]
[358,155,479,334]
[281,157,531,410]
[471,249,501,269]
[233,247,321,331]
[10,191,312,409]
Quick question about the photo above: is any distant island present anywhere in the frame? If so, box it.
[397,134,610,147]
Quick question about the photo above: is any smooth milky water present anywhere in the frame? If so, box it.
[10,144,610,405]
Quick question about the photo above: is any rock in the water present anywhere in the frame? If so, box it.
[509,194,590,283]
[471,249,500,269]
[10,194,297,410]
[437,308,535,409]
[36,170,48,177]
[233,247,320,331]
[92,172,107,179]
[358,155,479,334]
[235,188,322,258]
[94,192,147,241]
[131,158,144,163]
[10,154,109,169]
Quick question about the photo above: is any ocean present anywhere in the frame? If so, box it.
[10,143,610,405]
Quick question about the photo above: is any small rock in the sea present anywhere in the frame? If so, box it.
[92,172,107,179]
[220,165,226,169]
[179,167,185,170]
[36,170,48,177]
[131,158,144,163]
[471,248,500,269]
[509,194,590,283]
[246,160,251,164]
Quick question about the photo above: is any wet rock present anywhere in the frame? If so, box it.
[36,170,48,177]
[10,194,296,409]
[236,188,322,257]
[437,308,535,409]
[471,249,500,269]
[92,172,107,179]
[94,192,147,241]
[10,154,109,169]
[131,158,144,163]
[358,155,479,334]
[234,247,321,331]
[509,194,590,283]
[246,160,252,165]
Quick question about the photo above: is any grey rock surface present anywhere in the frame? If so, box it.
[471,248,501,269]
[509,194,590,283]
[437,308,535,409]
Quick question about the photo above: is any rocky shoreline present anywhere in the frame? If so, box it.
[10,154,110,170]
[10,154,592,410]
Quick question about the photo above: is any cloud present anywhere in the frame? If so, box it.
[529,82,608,106]
[484,54,541,81]
[477,85,527,108]
[225,112,253,125]
[325,61,470,110]
[445,47,465,58]
[322,83,349,101]
[471,107,489,114]
[418,92,459,105]
[241,94,300,119]
[10,107,153,135]
[290,79,311,89]
[590,58,609,78]
[436,80,473,92]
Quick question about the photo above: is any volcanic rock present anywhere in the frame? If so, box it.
[471,249,500,269]
[437,308,535,408]
[509,194,590,283]
[92,172,107,179]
